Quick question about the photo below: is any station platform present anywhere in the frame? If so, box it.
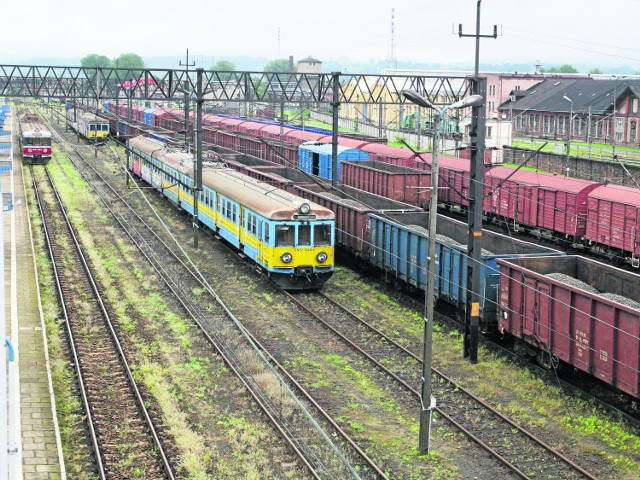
[3,134,65,478]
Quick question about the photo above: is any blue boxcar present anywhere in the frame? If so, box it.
[298,142,369,181]
[144,108,156,125]
[369,211,565,326]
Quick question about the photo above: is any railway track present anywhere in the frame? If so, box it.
[286,290,600,480]
[30,165,175,479]
[44,122,389,479]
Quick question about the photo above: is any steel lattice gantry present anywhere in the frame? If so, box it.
[0,65,471,106]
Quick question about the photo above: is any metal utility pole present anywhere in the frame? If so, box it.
[193,68,204,249]
[95,68,101,158]
[180,49,195,149]
[402,89,483,454]
[127,90,132,186]
[458,0,496,363]
[331,72,341,187]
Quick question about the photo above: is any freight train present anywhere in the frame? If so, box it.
[110,105,640,399]
[128,135,336,290]
[103,102,640,269]
[18,114,52,164]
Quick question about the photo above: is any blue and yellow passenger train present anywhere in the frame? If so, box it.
[128,135,335,289]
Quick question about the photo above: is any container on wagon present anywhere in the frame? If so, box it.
[368,211,565,326]
[298,142,369,182]
[497,255,640,398]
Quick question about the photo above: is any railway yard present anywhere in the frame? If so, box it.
[0,99,636,479]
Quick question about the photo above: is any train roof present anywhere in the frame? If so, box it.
[68,109,109,123]
[487,166,600,194]
[128,136,334,220]
[19,117,51,137]
[589,184,640,206]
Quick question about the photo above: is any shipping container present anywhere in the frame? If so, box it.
[585,184,640,263]
[143,108,156,125]
[369,211,564,325]
[497,255,640,398]
[341,160,431,207]
[298,142,369,182]
[295,184,419,257]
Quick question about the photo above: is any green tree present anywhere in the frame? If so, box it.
[80,54,112,68]
[264,59,289,73]
[114,53,145,77]
[589,67,603,74]
[210,60,236,81]
[543,64,579,73]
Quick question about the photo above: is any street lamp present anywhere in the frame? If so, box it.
[562,95,573,176]
[401,89,483,454]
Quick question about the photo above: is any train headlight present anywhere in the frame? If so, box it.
[299,203,311,214]
[316,251,328,263]
[281,252,293,264]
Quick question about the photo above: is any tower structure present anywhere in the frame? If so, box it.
[387,8,398,70]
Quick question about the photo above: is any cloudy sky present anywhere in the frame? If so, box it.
[4,0,640,70]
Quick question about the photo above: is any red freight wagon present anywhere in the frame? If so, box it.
[295,184,419,258]
[535,175,600,239]
[237,121,266,135]
[261,124,295,140]
[360,143,420,166]
[237,134,267,159]
[337,137,370,149]
[263,139,298,166]
[251,166,317,193]
[217,118,248,131]
[497,255,640,398]
[202,114,223,127]
[340,160,431,207]
[131,105,147,123]
[586,184,640,264]
[152,108,177,128]
[484,167,542,228]
[283,130,328,145]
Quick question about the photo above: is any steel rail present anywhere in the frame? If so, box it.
[33,164,175,479]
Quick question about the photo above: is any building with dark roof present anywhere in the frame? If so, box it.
[499,78,640,148]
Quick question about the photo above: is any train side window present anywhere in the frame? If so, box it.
[314,224,332,246]
[264,223,270,244]
[232,204,237,223]
[275,226,294,246]
[298,225,311,246]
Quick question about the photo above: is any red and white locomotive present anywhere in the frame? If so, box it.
[19,114,52,164]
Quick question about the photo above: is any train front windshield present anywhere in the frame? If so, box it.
[24,137,51,146]
[275,223,332,247]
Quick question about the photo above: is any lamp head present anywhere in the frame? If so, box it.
[562,95,572,103]
[448,94,484,109]
[401,89,434,109]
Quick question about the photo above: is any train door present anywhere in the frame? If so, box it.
[312,153,320,176]
[239,207,246,246]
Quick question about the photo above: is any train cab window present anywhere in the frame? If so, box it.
[298,225,311,246]
[89,124,97,131]
[276,226,294,246]
[314,224,332,246]
[44,138,51,146]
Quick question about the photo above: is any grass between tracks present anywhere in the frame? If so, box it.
[30,147,300,478]
[325,266,640,477]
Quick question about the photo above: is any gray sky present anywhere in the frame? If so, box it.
[4,0,640,70]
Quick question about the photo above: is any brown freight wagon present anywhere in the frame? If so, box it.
[340,160,431,208]
[295,184,420,258]
[497,255,640,398]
